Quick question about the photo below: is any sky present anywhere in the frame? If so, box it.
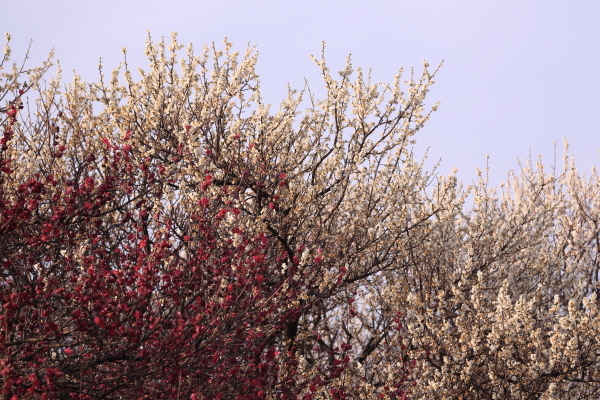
[3,0,599,185]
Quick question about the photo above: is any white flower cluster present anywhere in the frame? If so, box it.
[5,31,600,398]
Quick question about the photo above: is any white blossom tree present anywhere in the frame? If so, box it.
[1,32,599,399]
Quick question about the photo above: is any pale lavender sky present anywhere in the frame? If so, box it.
[4,0,599,184]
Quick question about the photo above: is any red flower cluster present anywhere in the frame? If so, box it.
[0,123,337,399]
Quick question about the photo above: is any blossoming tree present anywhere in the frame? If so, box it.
[1,32,599,399]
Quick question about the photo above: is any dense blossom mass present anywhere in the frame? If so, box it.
[1,32,599,399]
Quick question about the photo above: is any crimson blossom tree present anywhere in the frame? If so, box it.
[0,123,329,400]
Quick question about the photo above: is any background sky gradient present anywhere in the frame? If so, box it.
[4,0,599,184]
